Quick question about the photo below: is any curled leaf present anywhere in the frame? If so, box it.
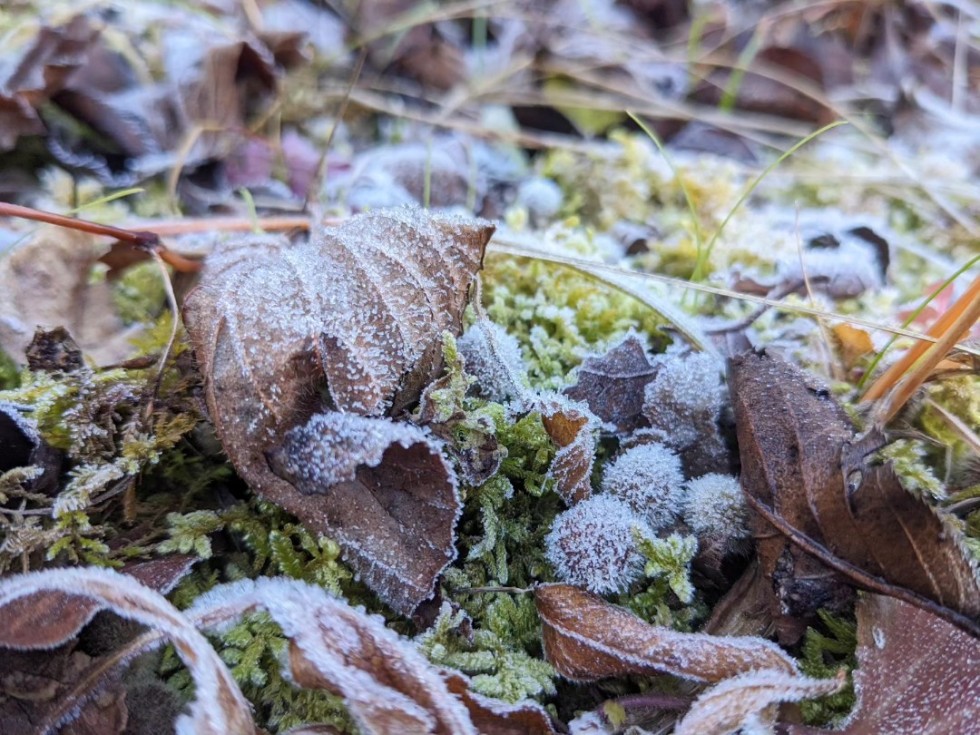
[537,397,599,504]
[729,351,980,640]
[183,208,493,614]
[0,567,253,735]
[534,584,797,682]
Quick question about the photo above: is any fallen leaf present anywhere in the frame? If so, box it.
[0,15,99,151]
[830,324,874,373]
[786,594,980,735]
[0,227,137,367]
[0,567,253,735]
[674,668,845,735]
[564,333,659,435]
[729,351,980,642]
[538,397,599,504]
[183,208,493,614]
[534,584,797,682]
[441,669,560,735]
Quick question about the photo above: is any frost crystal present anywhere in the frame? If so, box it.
[457,319,526,402]
[682,474,750,545]
[643,351,725,449]
[601,443,685,530]
[544,495,651,594]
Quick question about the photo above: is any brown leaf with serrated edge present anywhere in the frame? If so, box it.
[535,584,797,682]
[539,397,598,504]
[564,333,659,434]
[183,208,492,614]
[786,594,980,735]
[729,351,980,642]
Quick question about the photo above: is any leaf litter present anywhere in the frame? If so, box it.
[0,1,979,734]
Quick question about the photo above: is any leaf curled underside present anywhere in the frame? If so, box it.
[534,584,798,682]
[728,351,980,641]
[183,208,493,615]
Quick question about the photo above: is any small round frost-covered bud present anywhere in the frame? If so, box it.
[545,495,652,594]
[517,177,563,225]
[682,473,750,548]
[602,442,684,530]
[457,319,525,402]
[643,351,725,448]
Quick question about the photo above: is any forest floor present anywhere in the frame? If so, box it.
[0,1,978,734]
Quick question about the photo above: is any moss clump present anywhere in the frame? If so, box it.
[798,610,858,726]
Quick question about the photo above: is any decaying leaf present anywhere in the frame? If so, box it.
[538,397,599,504]
[534,584,797,682]
[674,668,845,735]
[729,351,980,641]
[787,594,980,735]
[564,333,659,435]
[183,208,494,614]
[0,227,137,367]
[0,567,253,735]
[441,669,560,735]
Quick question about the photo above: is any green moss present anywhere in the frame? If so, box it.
[798,610,857,727]
[877,439,946,500]
[482,226,668,389]
[112,260,168,324]
[917,376,980,471]
[417,597,556,702]
[635,533,698,605]
[161,612,355,734]
[0,348,19,389]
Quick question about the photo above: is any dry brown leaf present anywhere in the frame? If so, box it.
[564,333,659,435]
[183,208,493,614]
[0,15,99,151]
[729,351,980,641]
[440,669,559,735]
[674,668,845,735]
[0,227,137,367]
[534,584,797,683]
[787,594,980,735]
[0,567,254,735]
[538,397,599,504]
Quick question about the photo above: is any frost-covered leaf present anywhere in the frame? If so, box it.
[441,668,560,735]
[674,668,846,735]
[729,351,980,641]
[267,413,461,616]
[534,584,797,682]
[183,208,493,614]
[0,567,253,735]
[537,396,599,504]
[0,227,137,367]
[787,594,980,735]
[564,333,658,434]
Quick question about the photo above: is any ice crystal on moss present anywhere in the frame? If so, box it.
[602,442,685,529]
[644,351,725,446]
[877,439,946,500]
[683,473,750,548]
[545,495,652,594]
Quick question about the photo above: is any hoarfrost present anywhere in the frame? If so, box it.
[602,443,685,530]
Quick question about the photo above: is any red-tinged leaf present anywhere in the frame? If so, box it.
[564,333,659,435]
[674,668,846,735]
[183,208,492,615]
[786,595,980,735]
[0,568,254,735]
[534,584,797,683]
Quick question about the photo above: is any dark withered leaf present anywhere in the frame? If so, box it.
[183,208,493,614]
[0,15,99,151]
[729,351,980,642]
[564,333,659,434]
[267,413,461,615]
[534,584,797,683]
[786,594,980,735]
[538,397,598,504]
